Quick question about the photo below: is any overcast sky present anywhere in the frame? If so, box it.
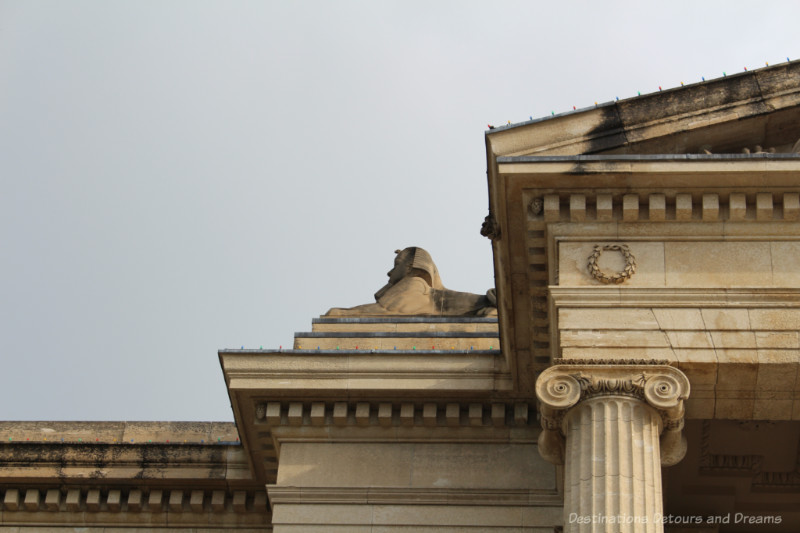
[1,1,798,421]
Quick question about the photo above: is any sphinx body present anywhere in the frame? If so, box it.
[325,247,497,317]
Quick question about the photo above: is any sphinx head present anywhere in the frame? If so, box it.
[385,247,443,289]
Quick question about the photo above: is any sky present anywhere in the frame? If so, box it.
[1,1,799,421]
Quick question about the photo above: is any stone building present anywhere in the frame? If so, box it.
[3,61,800,532]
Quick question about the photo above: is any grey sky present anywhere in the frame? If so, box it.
[1,1,798,421]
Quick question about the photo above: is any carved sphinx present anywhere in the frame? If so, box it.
[325,247,498,317]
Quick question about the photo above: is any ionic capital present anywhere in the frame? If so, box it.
[535,362,690,466]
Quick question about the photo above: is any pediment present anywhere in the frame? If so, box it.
[486,61,800,158]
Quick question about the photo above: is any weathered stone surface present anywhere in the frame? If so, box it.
[325,247,497,317]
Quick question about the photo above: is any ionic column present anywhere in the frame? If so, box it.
[535,363,690,533]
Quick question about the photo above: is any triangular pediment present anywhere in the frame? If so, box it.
[486,61,800,157]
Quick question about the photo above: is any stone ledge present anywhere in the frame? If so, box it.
[266,486,560,506]
[313,317,499,324]
[0,421,239,444]
[295,332,499,338]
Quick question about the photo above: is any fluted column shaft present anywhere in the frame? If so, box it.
[535,363,690,533]
[562,396,663,533]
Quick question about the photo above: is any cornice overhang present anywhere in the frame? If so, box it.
[485,156,800,394]
[485,61,800,157]
[219,349,515,485]
[0,423,268,527]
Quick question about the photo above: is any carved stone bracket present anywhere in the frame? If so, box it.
[535,363,690,466]
[480,213,501,241]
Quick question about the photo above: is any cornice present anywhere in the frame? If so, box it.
[0,442,253,484]
[549,287,800,308]
[220,350,512,393]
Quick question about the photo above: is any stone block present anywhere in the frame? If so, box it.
[784,192,800,220]
[23,489,40,511]
[399,403,414,426]
[710,331,756,350]
[65,489,81,512]
[86,489,101,512]
[749,308,800,330]
[44,489,60,511]
[753,398,793,420]
[4,488,20,511]
[558,241,665,287]
[232,491,247,512]
[674,349,718,389]
[622,194,639,221]
[355,403,370,426]
[445,403,460,426]
[491,403,506,426]
[561,329,670,348]
[649,194,666,221]
[729,192,747,220]
[107,489,121,512]
[675,193,693,220]
[666,331,714,349]
[333,402,348,426]
[190,490,204,512]
[770,242,800,286]
[716,349,758,391]
[211,490,226,512]
[253,491,268,511]
[148,489,164,511]
[700,308,752,331]
[756,350,799,392]
[310,402,326,425]
[169,490,184,512]
[469,403,483,426]
[266,402,281,425]
[665,242,772,287]
[372,504,522,527]
[685,392,715,419]
[755,331,800,349]
[756,192,773,220]
[653,308,705,330]
[596,194,613,221]
[570,194,586,222]
[127,489,143,512]
[378,403,393,426]
[715,389,755,419]
[543,194,560,221]
[423,403,437,426]
[514,403,529,424]
[702,194,719,221]
[287,402,303,426]
[272,503,373,526]
[559,308,659,330]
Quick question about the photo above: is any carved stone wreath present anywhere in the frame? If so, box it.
[587,244,636,284]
